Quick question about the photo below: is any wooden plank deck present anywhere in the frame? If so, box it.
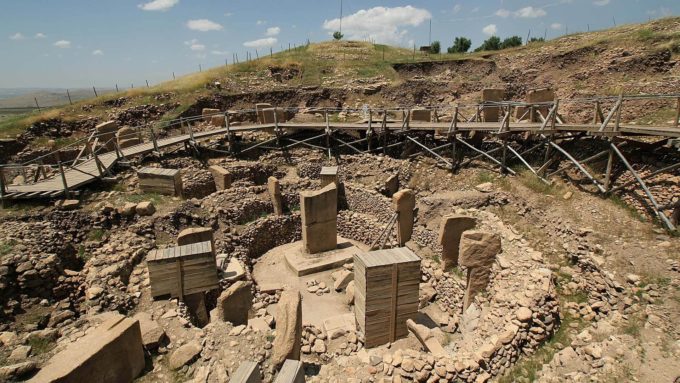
[3,119,679,198]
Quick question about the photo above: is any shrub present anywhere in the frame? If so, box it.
[333,31,343,41]
[430,40,441,54]
[447,36,471,53]
[501,35,523,49]
[475,36,501,51]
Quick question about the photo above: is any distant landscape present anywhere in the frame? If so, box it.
[0,87,115,109]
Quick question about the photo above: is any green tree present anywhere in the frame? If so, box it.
[475,36,501,51]
[333,31,343,41]
[528,37,545,43]
[447,36,471,53]
[500,35,523,49]
[430,41,441,54]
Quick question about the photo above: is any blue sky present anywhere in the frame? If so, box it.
[1,0,677,88]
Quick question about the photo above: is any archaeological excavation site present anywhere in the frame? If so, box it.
[1,15,680,383]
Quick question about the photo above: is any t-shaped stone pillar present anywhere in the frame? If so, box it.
[459,230,501,310]
[268,176,284,215]
[438,215,476,270]
[300,183,337,254]
[392,189,415,246]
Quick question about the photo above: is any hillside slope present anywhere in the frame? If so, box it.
[1,16,679,143]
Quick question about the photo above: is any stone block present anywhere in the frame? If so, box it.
[96,121,119,151]
[177,227,214,249]
[274,359,305,383]
[28,315,144,383]
[384,174,399,197]
[268,176,283,215]
[169,341,202,369]
[392,189,416,246]
[301,220,337,254]
[410,109,432,122]
[516,88,555,122]
[481,88,505,122]
[118,138,141,149]
[209,165,232,190]
[319,166,338,187]
[272,290,302,368]
[213,281,252,326]
[458,231,501,268]
[231,361,261,383]
[210,115,226,127]
[202,108,221,121]
[438,215,476,269]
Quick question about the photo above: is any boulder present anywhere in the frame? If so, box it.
[344,281,355,305]
[135,201,156,216]
[169,341,202,370]
[0,362,37,381]
[119,202,137,217]
[272,290,302,368]
[332,269,353,291]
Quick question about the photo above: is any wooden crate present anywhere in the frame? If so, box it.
[353,247,421,348]
[147,241,219,299]
[138,167,183,196]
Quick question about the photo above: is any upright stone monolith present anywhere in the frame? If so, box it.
[392,189,416,246]
[459,230,502,310]
[300,183,337,254]
[272,290,302,368]
[438,215,476,269]
[268,176,284,215]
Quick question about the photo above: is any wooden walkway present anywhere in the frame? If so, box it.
[2,119,679,200]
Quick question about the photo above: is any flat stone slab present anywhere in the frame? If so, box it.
[284,238,357,276]
[323,313,356,340]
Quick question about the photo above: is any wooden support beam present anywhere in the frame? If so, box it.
[406,136,452,168]
[455,137,516,175]
[598,95,623,132]
[609,143,675,230]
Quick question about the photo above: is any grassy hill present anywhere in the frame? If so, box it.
[1,16,679,140]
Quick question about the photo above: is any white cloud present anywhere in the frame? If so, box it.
[515,6,546,18]
[256,20,266,25]
[138,0,179,12]
[54,40,71,48]
[482,24,497,36]
[266,27,281,36]
[551,23,563,30]
[186,19,223,32]
[243,37,277,48]
[471,7,480,13]
[92,49,104,56]
[34,33,46,39]
[322,6,432,45]
[224,12,233,17]
[495,9,511,18]
[9,33,25,40]
[452,4,462,14]
[184,39,205,51]
[211,50,229,55]
[593,0,610,5]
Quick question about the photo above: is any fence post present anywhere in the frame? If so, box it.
[34,98,41,112]
[93,86,98,97]
[675,97,680,129]
[66,89,73,105]
[146,80,150,88]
